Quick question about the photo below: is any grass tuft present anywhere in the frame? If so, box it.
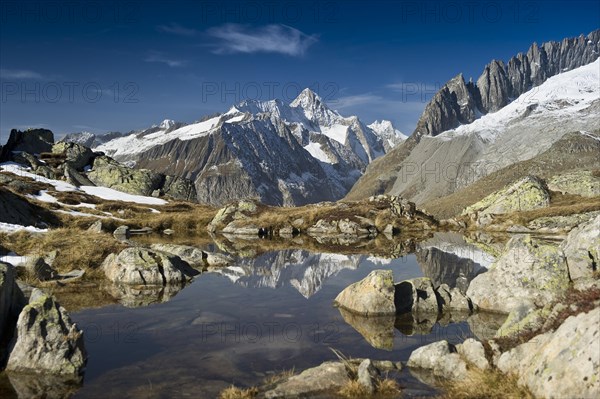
[217,386,258,399]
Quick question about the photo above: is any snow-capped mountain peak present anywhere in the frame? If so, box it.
[368,120,408,150]
[159,119,176,130]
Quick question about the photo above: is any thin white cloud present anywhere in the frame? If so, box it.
[329,94,383,109]
[157,23,198,37]
[0,69,44,80]
[144,51,187,67]
[207,24,318,56]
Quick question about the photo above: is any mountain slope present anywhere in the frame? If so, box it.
[347,30,600,205]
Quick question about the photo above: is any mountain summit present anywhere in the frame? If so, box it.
[74,89,403,206]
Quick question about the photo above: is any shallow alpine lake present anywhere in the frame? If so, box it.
[2,232,507,398]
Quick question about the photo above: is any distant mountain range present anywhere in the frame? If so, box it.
[65,89,406,206]
[63,29,599,213]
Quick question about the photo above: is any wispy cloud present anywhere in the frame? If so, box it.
[0,69,44,80]
[330,94,383,109]
[207,24,318,56]
[144,51,187,67]
[157,23,198,37]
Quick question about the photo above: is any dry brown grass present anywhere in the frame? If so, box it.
[262,368,296,386]
[492,193,600,226]
[439,368,533,399]
[337,380,370,398]
[0,228,126,273]
[375,379,402,397]
[218,386,258,399]
[126,202,217,233]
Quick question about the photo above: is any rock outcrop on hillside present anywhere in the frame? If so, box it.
[0,129,54,161]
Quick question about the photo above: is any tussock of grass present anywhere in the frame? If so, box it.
[218,386,258,399]
[338,380,370,398]
[439,368,533,399]
[375,378,402,397]
[262,368,295,385]
[0,228,126,273]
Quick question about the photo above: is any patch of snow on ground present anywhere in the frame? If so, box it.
[1,163,76,192]
[0,222,48,233]
[0,253,30,266]
[80,186,166,205]
[27,190,58,203]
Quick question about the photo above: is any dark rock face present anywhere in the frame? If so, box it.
[0,129,54,161]
[0,187,59,227]
[413,29,600,137]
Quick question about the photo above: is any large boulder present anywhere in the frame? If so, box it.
[334,270,396,315]
[87,156,164,196]
[0,129,54,161]
[463,175,550,217]
[548,170,600,198]
[466,235,570,313]
[150,243,233,268]
[207,200,258,233]
[52,141,94,170]
[407,340,468,380]
[497,309,600,398]
[101,247,198,285]
[394,277,440,314]
[264,361,351,398]
[1,262,24,350]
[561,215,600,280]
[6,289,86,376]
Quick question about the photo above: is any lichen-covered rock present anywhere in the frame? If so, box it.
[561,215,600,280]
[334,270,396,315]
[52,141,94,170]
[548,170,600,198]
[437,283,473,312]
[463,175,550,216]
[407,340,468,380]
[206,200,258,233]
[102,248,198,285]
[6,289,86,375]
[150,243,232,267]
[395,277,440,314]
[466,235,570,313]
[497,308,600,398]
[87,220,103,233]
[88,156,164,196]
[456,338,489,370]
[264,361,351,398]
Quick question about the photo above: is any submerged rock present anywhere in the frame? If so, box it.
[6,289,86,376]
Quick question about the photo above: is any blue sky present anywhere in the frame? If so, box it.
[0,0,598,141]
